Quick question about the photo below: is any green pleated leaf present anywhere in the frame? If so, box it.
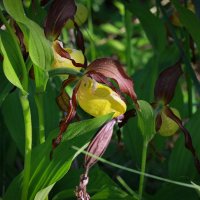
[1,91,25,155]
[0,64,13,107]
[136,100,156,142]
[34,184,55,200]
[0,30,26,93]
[125,0,167,53]
[168,109,200,179]
[3,0,53,92]
[173,0,200,53]
[4,114,112,200]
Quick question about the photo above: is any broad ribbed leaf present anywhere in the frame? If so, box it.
[4,114,112,200]
[87,58,137,103]
[154,62,182,104]
[44,0,77,40]
[165,107,200,175]
[3,0,53,92]
[0,30,26,93]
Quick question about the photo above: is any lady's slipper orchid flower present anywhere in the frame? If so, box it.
[52,58,137,152]
[153,61,200,174]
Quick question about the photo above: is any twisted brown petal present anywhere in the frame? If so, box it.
[56,76,76,112]
[165,107,200,174]
[53,41,85,68]
[154,61,183,104]
[50,84,79,159]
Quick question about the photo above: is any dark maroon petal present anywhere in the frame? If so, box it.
[50,83,79,159]
[44,0,77,40]
[118,109,136,128]
[86,58,137,104]
[54,41,85,68]
[155,113,162,132]
[154,61,183,105]
[165,107,200,174]
[56,76,76,112]
[84,119,116,170]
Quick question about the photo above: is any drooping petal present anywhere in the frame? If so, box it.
[84,119,116,170]
[51,84,78,159]
[154,61,182,105]
[44,0,77,40]
[52,41,85,70]
[165,107,200,174]
[86,58,137,104]
[56,76,77,112]
[76,76,127,118]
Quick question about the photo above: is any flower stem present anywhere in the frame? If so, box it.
[124,9,133,75]
[34,93,45,144]
[87,0,96,60]
[19,92,32,200]
[138,140,148,200]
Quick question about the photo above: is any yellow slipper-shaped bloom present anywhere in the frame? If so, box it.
[77,76,126,118]
[52,41,84,71]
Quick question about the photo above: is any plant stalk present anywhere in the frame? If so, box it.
[124,9,133,75]
[34,93,45,144]
[87,0,96,60]
[20,93,32,200]
[138,140,148,200]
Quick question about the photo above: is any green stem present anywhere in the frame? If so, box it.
[0,9,28,91]
[116,176,138,198]
[124,9,133,75]
[34,93,45,144]
[138,140,148,200]
[19,93,32,200]
[184,32,193,117]
[87,0,96,60]
[73,145,197,189]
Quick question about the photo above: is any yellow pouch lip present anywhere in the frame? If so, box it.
[77,76,127,118]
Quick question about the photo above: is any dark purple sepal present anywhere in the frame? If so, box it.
[165,106,200,174]
[44,0,77,40]
[154,61,183,105]
[86,58,138,104]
